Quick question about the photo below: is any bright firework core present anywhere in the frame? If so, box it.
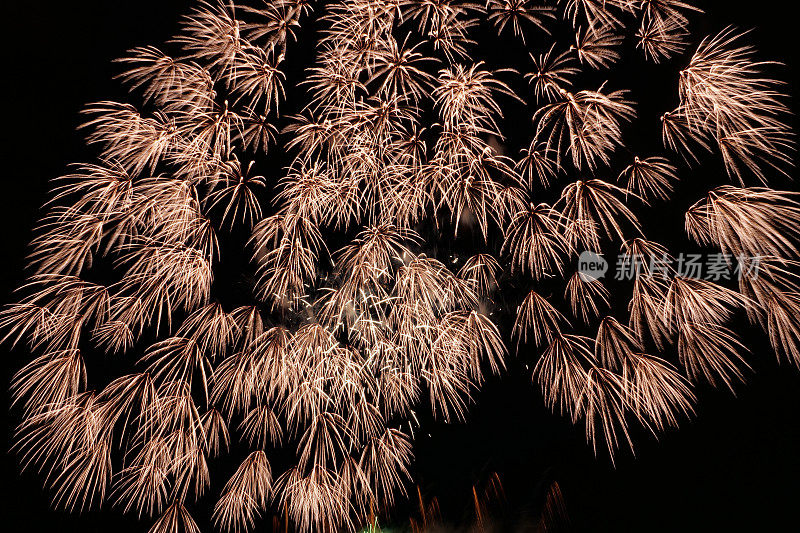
[2,1,797,532]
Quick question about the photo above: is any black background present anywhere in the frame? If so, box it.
[1,1,799,531]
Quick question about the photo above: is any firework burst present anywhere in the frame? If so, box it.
[3,0,797,532]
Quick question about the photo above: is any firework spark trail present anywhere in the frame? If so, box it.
[671,27,795,183]
[2,0,797,531]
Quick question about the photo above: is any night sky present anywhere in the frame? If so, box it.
[2,1,799,531]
